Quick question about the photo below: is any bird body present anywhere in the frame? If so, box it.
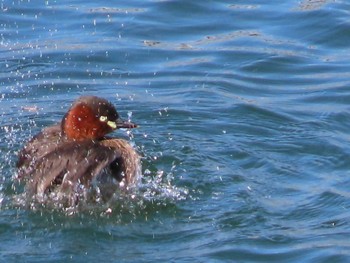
[16,96,140,204]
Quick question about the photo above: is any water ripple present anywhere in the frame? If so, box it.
[1,0,350,261]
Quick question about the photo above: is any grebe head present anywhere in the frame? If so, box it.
[62,96,137,140]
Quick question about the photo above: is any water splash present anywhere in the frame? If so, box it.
[0,108,188,218]
[2,150,189,217]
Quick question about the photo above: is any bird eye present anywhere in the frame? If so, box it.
[99,116,108,122]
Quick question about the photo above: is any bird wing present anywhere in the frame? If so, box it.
[100,139,141,185]
[25,141,121,202]
[17,125,64,174]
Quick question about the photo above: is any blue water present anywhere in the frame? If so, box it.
[1,0,350,262]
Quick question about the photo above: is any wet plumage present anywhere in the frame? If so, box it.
[16,96,140,204]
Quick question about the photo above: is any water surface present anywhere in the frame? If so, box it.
[1,0,350,262]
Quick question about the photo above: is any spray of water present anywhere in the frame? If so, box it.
[0,112,189,217]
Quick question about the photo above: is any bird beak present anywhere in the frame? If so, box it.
[115,118,137,129]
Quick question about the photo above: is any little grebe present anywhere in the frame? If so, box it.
[17,95,140,203]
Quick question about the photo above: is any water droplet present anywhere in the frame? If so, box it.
[127,111,132,120]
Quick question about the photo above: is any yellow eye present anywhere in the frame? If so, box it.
[99,116,108,122]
